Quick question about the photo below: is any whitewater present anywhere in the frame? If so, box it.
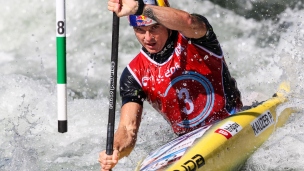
[0,0,303,170]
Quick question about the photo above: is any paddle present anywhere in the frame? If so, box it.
[106,12,120,168]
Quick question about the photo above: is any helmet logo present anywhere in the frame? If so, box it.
[135,15,154,26]
[128,0,170,27]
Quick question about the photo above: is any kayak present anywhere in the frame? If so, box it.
[135,82,294,171]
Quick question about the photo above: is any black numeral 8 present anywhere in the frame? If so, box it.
[57,21,65,34]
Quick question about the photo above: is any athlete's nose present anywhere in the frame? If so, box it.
[144,31,155,41]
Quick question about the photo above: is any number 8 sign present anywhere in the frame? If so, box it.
[57,21,65,35]
[56,0,66,36]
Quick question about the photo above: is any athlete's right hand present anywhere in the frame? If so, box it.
[107,0,139,17]
[99,149,120,171]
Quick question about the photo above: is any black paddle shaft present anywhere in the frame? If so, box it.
[106,13,120,156]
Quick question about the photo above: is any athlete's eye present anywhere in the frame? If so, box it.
[134,27,145,34]
[151,25,159,31]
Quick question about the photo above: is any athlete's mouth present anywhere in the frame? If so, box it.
[145,42,156,48]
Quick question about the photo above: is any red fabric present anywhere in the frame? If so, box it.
[128,33,241,135]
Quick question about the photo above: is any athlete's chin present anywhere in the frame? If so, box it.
[144,46,161,54]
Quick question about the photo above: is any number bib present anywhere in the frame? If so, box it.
[128,33,231,135]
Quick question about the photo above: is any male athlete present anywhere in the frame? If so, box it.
[99,0,242,170]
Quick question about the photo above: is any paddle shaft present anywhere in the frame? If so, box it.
[106,12,120,157]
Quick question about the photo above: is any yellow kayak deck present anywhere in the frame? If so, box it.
[136,82,294,171]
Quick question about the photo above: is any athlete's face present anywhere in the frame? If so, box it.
[133,23,169,54]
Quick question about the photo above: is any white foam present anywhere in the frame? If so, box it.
[0,0,303,170]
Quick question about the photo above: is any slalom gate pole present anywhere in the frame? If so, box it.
[56,0,67,133]
[106,12,120,160]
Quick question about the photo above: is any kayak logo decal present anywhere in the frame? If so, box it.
[251,110,274,136]
[174,154,205,171]
[139,126,211,171]
[215,121,242,139]
[164,71,215,128]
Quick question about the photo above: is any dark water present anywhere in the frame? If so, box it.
[210,0,304,20]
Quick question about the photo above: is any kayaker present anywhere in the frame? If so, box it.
[99,0,243,170]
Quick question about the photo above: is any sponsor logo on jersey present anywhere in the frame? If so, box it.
[142,76,152,87]
[251,110,274,136]
[164,63,180,78]
[175,42,185,56]
[215,121,242,139]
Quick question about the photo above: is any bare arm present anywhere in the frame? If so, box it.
[142,5,207,39]
[107,0,207,39]
[99,102,142,171]
[113,102,143,159]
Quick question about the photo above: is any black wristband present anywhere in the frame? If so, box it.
[134,0,145,15]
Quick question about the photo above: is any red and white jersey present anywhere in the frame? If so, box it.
[127,33,240,135]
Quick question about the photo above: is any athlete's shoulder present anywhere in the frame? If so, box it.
[187,14,223,56]
[120,67,146,106]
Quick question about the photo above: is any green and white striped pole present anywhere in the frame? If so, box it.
[56,0,67,133]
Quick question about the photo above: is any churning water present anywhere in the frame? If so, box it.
[0,0,304,170]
